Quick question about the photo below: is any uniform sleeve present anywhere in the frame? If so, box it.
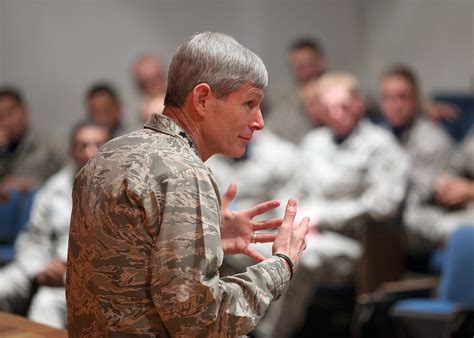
[14,183,56,277]
[458,127,474,177]
[150,167,290,337]
[408,126,456,204]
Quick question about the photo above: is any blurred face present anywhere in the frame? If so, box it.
[134,57,166,97]
[88,92,121,130]
[204,83,264,158]
[320,86,363,139]
[0,96,28,145]
[288,47,325,84]
[300,81,326,127]
[140,96,165,123]
[72,126,109,168]
[380,75,418,128]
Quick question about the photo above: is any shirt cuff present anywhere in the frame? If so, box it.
[256,256,291,300]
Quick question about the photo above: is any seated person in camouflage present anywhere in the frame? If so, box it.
[66,32,309,337]
[0,120,110,328]
[85,82,131,138]
[0,87,65,193]
[406,126,474,253]
[266,37,327,144]
[377,65,467,255]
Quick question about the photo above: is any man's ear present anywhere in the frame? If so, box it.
[192,83,212,117]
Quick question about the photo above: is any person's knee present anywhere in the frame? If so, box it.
[28,287,67,328]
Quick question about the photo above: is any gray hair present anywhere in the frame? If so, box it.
[164,32,268,107]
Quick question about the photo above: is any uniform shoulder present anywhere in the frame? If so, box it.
[357,121,408,160]
[412,117,454,148]
[97,128,210,183]
[361,120,398,143]
[299,126,331,146]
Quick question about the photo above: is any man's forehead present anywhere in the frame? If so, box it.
[321,87,352,104]
[0,96,19,106]
[237,84,264,98]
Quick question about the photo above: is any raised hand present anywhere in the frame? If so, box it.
[272,199,310,268]
[220,183,283,262]
[36,257,67,287]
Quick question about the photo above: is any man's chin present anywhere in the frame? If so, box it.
[225,147,246,159]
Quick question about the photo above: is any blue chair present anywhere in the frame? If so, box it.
[389,226,474,338]
[431,93,474,143]
[0,189,37,265]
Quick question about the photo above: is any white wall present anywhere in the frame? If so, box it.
[0,0,472,139]
[360,0,474,99]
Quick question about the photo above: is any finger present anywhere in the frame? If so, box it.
[296,217,310,235]
[245,247,266,262]
[299,216,310,228]
[441,104,460,121]
[46,265,66,280]
[221,183,237,211]
[281,199,297,228]
[253,233,277,243]
[49,260,66,273]
[44,270,60,282]
[36,273,46,284]
[47,263,64,275]
[246,200,280,219]
[253,218,282,231]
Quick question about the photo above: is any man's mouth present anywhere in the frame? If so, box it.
[239,136,252,142]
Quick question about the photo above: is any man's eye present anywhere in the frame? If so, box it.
[245,101,254,108]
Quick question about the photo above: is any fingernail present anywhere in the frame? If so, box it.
[288,199,296,207]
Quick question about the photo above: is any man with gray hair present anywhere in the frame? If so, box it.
[66,32,309,337]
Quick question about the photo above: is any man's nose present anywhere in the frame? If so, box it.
[329,107,344,120]
[250,108,264,130]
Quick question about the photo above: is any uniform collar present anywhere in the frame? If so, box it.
[144,113,200,157]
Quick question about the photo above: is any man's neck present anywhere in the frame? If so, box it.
[163,106,211,161]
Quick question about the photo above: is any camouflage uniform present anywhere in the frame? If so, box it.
[402,123,474,250]
[66,113,291,337]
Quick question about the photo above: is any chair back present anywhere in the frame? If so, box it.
[0,189,37,264]
[438,225,474,304]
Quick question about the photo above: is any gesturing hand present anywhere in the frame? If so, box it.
[272,199,310,268]
[36,258,67,287]
[220,183,282,262]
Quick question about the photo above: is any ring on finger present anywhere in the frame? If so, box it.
[252,232,257,244]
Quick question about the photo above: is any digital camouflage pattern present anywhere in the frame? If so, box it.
[66,113,290,337]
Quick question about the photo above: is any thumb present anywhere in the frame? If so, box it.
[222,183,237,210]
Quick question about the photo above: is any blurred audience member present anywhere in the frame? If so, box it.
[299,77,328,128]
[377,65,467,255]
[0,121,110,328]
[139,95,165,125]
[132,54,166,123]
[405,126,474,255]
[258,72,409,338]
[435,127,474,209]
[86,82,129,138]
[0,87,65,193]
[296,72,408,236]
[288,38,326,85]
[266,37,327,144]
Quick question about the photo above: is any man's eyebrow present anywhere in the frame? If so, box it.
[248,91,264,100]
